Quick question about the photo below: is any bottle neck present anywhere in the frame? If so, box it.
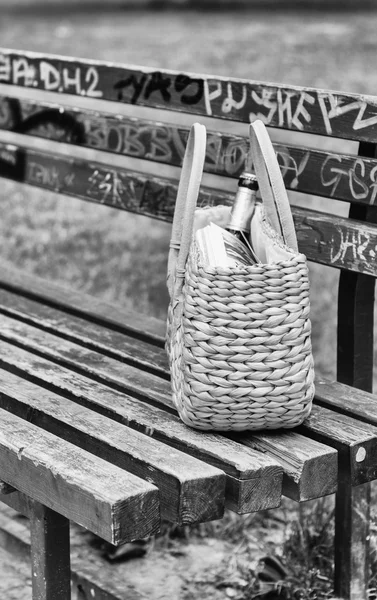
[227,186,257,233]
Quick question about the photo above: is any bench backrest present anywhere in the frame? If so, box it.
[0,48,375,393]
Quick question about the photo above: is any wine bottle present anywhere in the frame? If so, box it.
[226,172,259,262]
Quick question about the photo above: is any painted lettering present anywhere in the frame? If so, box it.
[0,54,11,82]
[12,58,36,86]
[175,75,203,105]
[85,67,103,98]
[250,88,277,125]
[221,83,247,114]
[63,67,81,95]
[40,61,61,91]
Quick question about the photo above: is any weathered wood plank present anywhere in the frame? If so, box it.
[0,288,168,377]
[0,260,166,346]
[0,140,227,218]
[0,320,338,503]
[2,49,377,141]
[0,408,160,544]
[2,94,377,205]
[315,379,377,426]
[298,405,377,487]
[0,368,225,525]
[29,501,71,600]
[1,143,377,273]
[0,310,367,492]
[0,336,283,513]
[225,473,284,514]
[293,206,377,276]
[229,430,337,502]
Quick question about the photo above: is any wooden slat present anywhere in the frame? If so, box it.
[0,261,166,347]
[0,288,167,377]
[0,368,225,525]
[294,206,377,276]
[2,49,377,142]
[1,142,377,274]
[0,140,226,218]
[0,317,337,503]
[298,405,377,487]
[2,95,377,205]
[230,430,337,502]
[315,380,377,426]
[0,408,160,544]
[0,311,372,486]
[0,337,283,513]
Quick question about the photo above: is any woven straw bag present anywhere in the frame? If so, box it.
[166,120,315,431]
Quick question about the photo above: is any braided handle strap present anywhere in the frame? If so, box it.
[249,120,298,252]
[167,122,207,302]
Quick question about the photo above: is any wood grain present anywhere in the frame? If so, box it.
[2,49,377,141]
[0,337,284,513]
[315,380,377,426]
[1,143,377,273]
[229,430,337,502]
[29,501,71,600]
[0,260,166,346]
[0,314,340,503]
[0,288,168,378]
[2,95,377,206]
[0,368,225,525]
[0,408,160,544]
[299,405,377,486]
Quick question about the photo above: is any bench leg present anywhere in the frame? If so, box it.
[334,478,371,600]
[30,501,71,600]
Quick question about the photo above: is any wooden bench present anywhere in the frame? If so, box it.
[0,48,376,600]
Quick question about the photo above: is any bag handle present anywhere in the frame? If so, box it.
[249,120,298,251]
[167,122,207,301]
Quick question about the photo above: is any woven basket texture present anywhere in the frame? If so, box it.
[166,242,315,432]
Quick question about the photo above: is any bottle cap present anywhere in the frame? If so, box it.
[238,172,258,191]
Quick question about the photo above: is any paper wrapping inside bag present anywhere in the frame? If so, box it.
[194,203,296,266]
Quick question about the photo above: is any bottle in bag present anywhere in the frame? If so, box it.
[226,172,259,263]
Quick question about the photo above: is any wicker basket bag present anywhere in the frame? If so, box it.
[166,120,315,431]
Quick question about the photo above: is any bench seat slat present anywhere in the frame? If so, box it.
[0,315,339,503]
[0,408,160,544]
[0,338,284,513]
[229,430,337,502]
[298,405,377,486]
[1,95,376,206]
[315,380,377,428]
[0,310,371,487]
[1,49,377,142]
[0,368,226,525]
[0,260,166,345]
[0,287,168,378]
